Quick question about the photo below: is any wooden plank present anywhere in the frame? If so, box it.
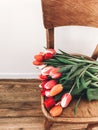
[0,82,41,103]
[50,123,88,130]
[41,0,98,28]
[0,102,43,117]
[0,117,44,129]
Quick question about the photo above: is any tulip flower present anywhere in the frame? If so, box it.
[49,105,63,117]
[50,84,63,96]
[41,66,54,76]
[45,49,56,55]
[49,68,62,78]
[44,97,56,109]
[61,93,72,108]
[39,81,48,88]
[44,53,54,60]
[32,60,42,66]
[44,80,57,89]
[41,89,51,97]
[38,74,48,81]
[34,54,44,62]
[45,90,51,97]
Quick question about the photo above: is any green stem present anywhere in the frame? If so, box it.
[69,82,76,94]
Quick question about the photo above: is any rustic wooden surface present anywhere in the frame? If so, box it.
[0,79,44,130]
[0,79,98,130]
[41,0,98,29]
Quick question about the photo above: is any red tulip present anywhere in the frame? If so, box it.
[61,93,72,108]
[39,81,48,88]
[44,97,56,109]
[32,60,42,66]
[49,68,62,78]
[44,53,53,60]
[41,66,54,76]
[38,74,48,81]
[44,80,57,89]
[40,88,46,96]
[41,89,51,97]
[34,54,44,62]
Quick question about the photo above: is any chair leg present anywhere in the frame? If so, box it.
[43,118,53,130]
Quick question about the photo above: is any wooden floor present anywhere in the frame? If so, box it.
[0,79,44,130]
[0,79,98,130]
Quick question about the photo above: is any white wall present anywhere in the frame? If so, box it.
[0,0,98,79]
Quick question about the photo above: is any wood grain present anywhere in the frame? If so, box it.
[0,117,44,129]
[46,28,54,48]
[0,80,40,103]
[41,0,98,29]
[0,79,44,130]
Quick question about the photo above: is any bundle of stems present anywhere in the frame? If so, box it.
[43,50,98,113]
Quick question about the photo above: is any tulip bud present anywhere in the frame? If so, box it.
[45,90,51,97]
[49,105,63,117]
[61,93,72,108]
[41,66,54,76]
[34,54,44,62]
[39,81,48,88]
[32,60,42,66]
[38,74,48,81]
[50,84,63,96]
[49,68,62,78]
[44,97,56,109]
[44,80,57,89]
[44,53,53,60]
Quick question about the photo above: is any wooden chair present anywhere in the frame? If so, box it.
[41,0,98,130]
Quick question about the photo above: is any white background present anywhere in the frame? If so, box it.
[0,0,98,79]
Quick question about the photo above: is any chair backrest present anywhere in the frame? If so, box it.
[41,0,98,49]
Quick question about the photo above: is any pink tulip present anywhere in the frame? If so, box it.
[39,81,48,88]
[41,89,51,97]
[44,49,56,55]
[49,68,62,78]
[61,93,72,108]
[41,66,54,76]
[44,80,57,89]
[45,90,51,97]
[38,74,48,81]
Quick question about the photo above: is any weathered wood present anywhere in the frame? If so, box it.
[91,44,98,60]
[0,102,43,117]
[0,79,43,118]
[46,28,54,49]
[0,80,40,103]
[50,123,88,130]
[41,0,98,29]
[0,79,45,130]
[0,117,44,129]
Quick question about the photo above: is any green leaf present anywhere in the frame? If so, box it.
[71,80,91,96]
[59,65,72,73]
[55,57,76,65]
[74,96,81,115]
[87,88,98,101]
[80,76,87,88]
[68,67,85,81]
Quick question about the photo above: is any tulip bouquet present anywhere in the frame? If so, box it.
[33,48,98,117]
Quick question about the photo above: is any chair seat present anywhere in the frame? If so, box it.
[41,96,98,123]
